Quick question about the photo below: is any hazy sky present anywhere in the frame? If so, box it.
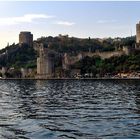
[0,1,140,48]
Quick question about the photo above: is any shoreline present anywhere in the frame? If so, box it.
[0,78,140,80]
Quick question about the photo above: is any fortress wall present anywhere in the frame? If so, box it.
[90,51,125,59]
[68,50,126,65]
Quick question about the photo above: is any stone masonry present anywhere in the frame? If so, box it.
[19,31,33,47]
[36,43,55,79]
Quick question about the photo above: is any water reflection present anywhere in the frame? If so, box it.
[0,80,140,138]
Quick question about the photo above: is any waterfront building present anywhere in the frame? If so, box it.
[19,31,33,47]
[21,68,28,78]
[1,67,7,78]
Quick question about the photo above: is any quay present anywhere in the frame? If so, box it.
[0,78,139,80]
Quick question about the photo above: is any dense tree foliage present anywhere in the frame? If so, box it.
[37,36,116,53]
[0,44,37,68]
[72,50,140,77]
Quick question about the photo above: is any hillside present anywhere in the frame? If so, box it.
[37,35,136,54]
[0,44,37,69]
[0,35,136,73]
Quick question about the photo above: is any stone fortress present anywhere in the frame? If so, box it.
[35,43,130,79]
[62,47,129,71]
[17,21,140,79]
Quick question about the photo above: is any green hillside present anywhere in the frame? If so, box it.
[0,35,137,76]
[0,44,37,69]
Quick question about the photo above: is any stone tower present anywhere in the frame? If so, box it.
[136,22,140,44]
[19,31,33,47]
[36,43,55,79]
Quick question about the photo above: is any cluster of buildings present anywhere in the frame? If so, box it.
[0,67,34,78]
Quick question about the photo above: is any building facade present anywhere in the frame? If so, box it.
[19,31,33,47]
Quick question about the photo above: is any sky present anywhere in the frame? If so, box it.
[0,1,140,49]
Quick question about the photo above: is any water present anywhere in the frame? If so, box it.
[0,80,140,139]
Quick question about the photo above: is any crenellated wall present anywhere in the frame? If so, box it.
[63,47,130,70]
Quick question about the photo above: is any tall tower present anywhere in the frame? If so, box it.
[19,31,33,47]
[37,43,55,79]
[136,22,140,44]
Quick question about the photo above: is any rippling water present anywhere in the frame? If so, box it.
[0,80,140,138]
